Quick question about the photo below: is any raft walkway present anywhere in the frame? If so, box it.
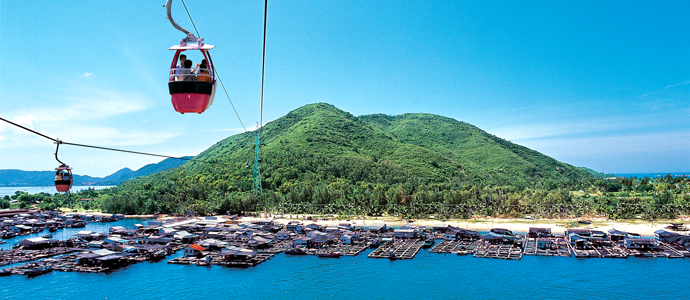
[523,238,571,257]
[0,247,82,265]
[168,253,274,268]
[368,240,424,259]
[429,240,480,255]
[474,244,523,260]
[341,244,368,256]
[658,243,690,258]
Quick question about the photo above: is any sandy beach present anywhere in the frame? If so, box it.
[252,214,690,236]
[59,208,690,237]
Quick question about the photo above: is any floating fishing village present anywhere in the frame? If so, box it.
[1,209,690,278]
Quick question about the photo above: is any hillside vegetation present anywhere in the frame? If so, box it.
[9,103,688,219]
[95,103,605,214]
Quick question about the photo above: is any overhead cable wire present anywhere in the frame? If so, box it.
[0,116,230,166]
[259,0,268,132]
[180,0,247,133]
[181,0,201,38]
[0,116,58,142]
[216,70,247,132]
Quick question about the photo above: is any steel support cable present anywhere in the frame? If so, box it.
[216,70,247,132]
[180,0,201,38]
[259,0,268,132]
[0,116,58,142]
[0,116,231,166]
[179,0,247,133]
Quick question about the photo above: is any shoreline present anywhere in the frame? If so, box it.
[51,209,690,236]
[246,214,689,236]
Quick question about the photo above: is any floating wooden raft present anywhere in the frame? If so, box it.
[524,238,571,257]
[368,240,424,259]
[341,244,368,256]
[429,240,479,255]
[591,242,628,258]
[524,238,537,255]
[659,243,689,258]
[474,244,523,260]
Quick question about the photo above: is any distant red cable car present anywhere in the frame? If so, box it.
[53,140,72,193]
[55,164,73,193]
[166,0,217,114]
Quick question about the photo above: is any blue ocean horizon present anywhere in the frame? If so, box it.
[0,186,114,198]
[613,172,690,178]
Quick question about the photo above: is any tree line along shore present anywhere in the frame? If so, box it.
[1,174,689,222]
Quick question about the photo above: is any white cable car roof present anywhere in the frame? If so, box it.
[169,44,215,50]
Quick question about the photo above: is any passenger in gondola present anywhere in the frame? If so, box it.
[174,54,187,80]
[197,59,211,82]
[179,60,200,81]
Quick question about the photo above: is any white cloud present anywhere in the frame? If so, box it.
[79,72,94,78]
[0,115,43,139]
[665,80,690,90]
[208,127,250,133]
[520,131,690,157]
[489,121,617,141]
[65,127,179,147]
[16,88,151,124]
[0,135,5,141]
[639,79,690,98]
[12,115,39,129]
[0,113,176,150]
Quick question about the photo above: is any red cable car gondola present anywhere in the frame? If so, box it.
[166,0,217,114]
[55,164,73,193]
[53,141,72,193]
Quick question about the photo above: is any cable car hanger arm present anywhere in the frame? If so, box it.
[55,140,66,166]
[165,0,202,45]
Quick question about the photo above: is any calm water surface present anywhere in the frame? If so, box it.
[1,220,689,299]
[0,186,114,197]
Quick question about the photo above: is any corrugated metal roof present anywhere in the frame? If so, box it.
[92,249,117,256]
[189,244,206,251]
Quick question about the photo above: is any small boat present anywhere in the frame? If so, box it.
[48,227,57,232]
[422,238,435,249]
[70,222,86,228]
[388,251,398,260]
[1,232,16,239]
[42,234,53,239]
[285,248,308,255]
[138,218,147,221]
[317,251,341,258]
[25,267,53,277]
[0,269,12,276]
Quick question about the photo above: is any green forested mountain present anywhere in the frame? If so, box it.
[196,103,592,188]
[106,103,596,214]
[0,157,190,187]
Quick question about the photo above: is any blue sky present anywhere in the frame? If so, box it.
[1,0,688,177]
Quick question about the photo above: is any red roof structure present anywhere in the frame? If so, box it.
[189,244,206,251]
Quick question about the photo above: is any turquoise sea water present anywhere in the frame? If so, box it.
[1,220,689,299]
[0,186,114,197]
[614,172,689,178]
